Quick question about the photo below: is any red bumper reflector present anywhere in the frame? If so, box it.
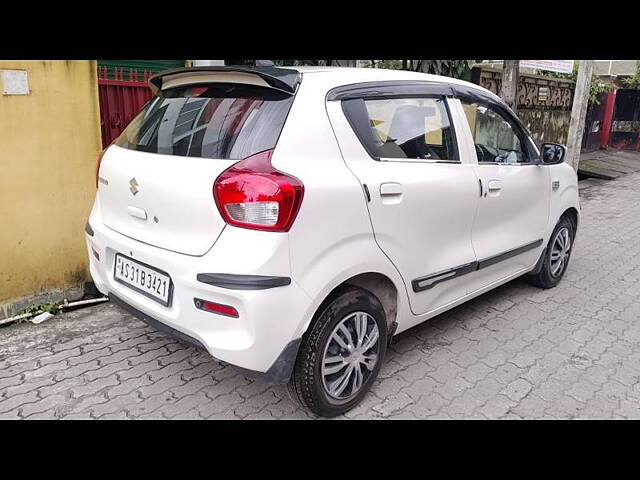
[194,298,238,318]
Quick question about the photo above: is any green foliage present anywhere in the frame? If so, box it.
[367,60,473,80]
[229,60,337,67]
[373,60,403,70]
[25,302,61,316]
[589,78,614,104]
[234,60,473,80]
[541,61,579,80]
[417,60,473,79]
[621,61,640,89]
[272,60,326,66]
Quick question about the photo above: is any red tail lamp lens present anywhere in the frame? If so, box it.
[194,298,239,318]
[213,149,304,232]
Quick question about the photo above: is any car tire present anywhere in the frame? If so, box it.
[528,216,575,289]
[288,285,387,418]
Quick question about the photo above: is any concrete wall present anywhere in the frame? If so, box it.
[472,66,575,146]
[0,61,102,317]
[519,110,572,145]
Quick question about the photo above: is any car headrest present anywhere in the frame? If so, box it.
[388,105,436,142]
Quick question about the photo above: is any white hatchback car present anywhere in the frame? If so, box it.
[86,66,579,417]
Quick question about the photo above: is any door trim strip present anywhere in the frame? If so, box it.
[476,239,543,270]
[411,239,543,293]
[412,261,478,292]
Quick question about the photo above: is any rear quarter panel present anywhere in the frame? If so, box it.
[270,73,411,336]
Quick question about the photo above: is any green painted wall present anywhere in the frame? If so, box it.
[97,60,185,80]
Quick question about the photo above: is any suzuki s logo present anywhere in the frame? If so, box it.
[129,178,139,196]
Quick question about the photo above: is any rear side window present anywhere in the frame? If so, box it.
[115,83,294,159]
[362,97,457,161]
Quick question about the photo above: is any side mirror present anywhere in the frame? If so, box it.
[540,143,567,165]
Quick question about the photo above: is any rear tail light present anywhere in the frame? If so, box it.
[213,149,304,232]
[194,298,239,318]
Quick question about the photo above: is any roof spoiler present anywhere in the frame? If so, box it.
[148,66,301,95]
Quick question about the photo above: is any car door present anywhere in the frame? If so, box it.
[451,94,550,293]
[326,83,480,316]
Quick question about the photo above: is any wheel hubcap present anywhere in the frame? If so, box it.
[550,227,571,277]
[321,312,380,401]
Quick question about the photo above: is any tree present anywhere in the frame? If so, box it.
[272,60,334,67]
[222,59,474,80]
[367,60,473,80]
[228,60,336,67]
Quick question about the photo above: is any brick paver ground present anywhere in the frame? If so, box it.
[2,173,640,419]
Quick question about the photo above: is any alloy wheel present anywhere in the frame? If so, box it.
[321,311,380,401]
[550,227,571,277]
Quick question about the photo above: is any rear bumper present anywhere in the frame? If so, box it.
[110,293,207,350]
[85,199,315,380]
[109,293,301,384]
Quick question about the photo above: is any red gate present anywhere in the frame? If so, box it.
[597,89,640,152]
[98,66,154,148]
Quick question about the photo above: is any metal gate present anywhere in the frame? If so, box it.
[98,66,153,148]
[609,89,640,151]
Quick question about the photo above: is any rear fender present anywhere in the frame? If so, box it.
[292,234,410,338]
[268,76,412,338]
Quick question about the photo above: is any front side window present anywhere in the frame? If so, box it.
[461,101,528,164]
[115,83,294,160]
[362,97,457,161]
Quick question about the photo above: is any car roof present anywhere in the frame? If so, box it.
[149,65,499,103]
[281,66,499,100]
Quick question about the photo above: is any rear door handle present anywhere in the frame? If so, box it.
[380,182,403,196]
[487,180,502,191]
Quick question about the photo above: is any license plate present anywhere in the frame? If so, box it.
[113,253,173,306]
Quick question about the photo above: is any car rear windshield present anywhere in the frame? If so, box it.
[115,83,294,159]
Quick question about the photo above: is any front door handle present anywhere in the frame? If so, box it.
[380,182,403,196]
